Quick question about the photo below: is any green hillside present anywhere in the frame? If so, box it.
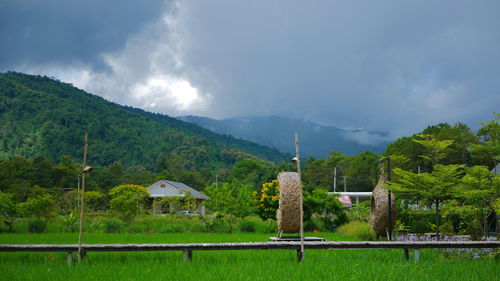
[0,72,289,171]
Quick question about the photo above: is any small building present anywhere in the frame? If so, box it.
[327,192,372,205]
[147,180,209,215]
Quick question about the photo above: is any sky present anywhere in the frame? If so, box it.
[1,0,499,143]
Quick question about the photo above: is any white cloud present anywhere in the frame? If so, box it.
[130,75,209,111]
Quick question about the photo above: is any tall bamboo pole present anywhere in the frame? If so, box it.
[294,133,304,262]
[78,133,88,262]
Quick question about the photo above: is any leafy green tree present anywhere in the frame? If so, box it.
[230,159,266,188]
[109,184,149,222]
[19,193,58,223]
[0,191,18,231]
[204,182,254,231]
[304,188,347,228]
[421,123,478,165]
[455,166,500,237]
[388,164,464,239]
[343,151,379,192]
[53,155,79,189]
[413,134,454,168]
[469,113,500,167]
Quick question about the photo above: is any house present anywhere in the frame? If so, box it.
[147,180,209,215]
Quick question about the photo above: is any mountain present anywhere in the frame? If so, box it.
[0,72,289,170]
[179,115,388,158]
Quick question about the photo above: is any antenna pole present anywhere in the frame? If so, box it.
[295,133,304,262]
[78,133,88,262]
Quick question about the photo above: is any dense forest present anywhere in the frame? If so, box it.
[0,72,289,171]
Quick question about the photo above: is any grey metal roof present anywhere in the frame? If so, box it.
[160,180,209,200]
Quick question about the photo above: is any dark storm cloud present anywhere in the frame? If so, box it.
[179,0,500,137]
[1,0,499,141]
[0,0,166,68]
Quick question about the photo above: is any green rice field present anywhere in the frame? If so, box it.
[0,232,498,281]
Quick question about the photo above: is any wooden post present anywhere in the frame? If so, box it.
[78,133,88,263]
[294,133,304,262]
[183,249,192,262]
[67,252,73,265]
[414,249,420,263]
[403,248,409,260]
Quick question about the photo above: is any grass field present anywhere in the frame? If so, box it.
[0,232,498,281]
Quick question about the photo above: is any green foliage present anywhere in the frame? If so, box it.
[304,189,344,222]
[27,218,47,233]
[204,182,255,231]
[238,220,257,232]
[441,221,455,235]
[109,184,149,222]
[412,218,432,234]
[413,134,454,167]
[102,218,125,233]
[389,164,464,237]
[19,194,58,222]
[62,211,78,232]
[465,219,483,240]
[337,221,376,240]
[303,150,377,192]
[346,203,370,222]
[385,122,479,171]
[390,165,464,201]
[0,191,18,231]
[468,113,500,166]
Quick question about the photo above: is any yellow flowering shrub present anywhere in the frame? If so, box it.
[255,180,280,221]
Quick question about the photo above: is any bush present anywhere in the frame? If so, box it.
[102,218,124,233]
[337,221,376,240]
[304,220,320,232]
[239,220,256,232]
[412,218,432,234]
[28,218,47,233]
[465,219,483,240]
[63,212,78,232]
[203,213,231,233]
[441,221,455,235]
[127,222,147,233]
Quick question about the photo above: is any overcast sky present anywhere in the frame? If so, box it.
[1,0,499,142]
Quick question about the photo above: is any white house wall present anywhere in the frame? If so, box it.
[148,182,183,198]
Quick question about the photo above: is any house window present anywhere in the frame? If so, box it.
[160,184,166,188]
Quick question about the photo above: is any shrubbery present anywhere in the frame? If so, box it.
[102,218,125,233]
[28,218,46,233]
[337,221,376,241]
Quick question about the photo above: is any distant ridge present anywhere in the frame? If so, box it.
[178,115,388,158]
[0,72,289,170]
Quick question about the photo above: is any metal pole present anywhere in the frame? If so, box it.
[295,133,304,262]
[343,176,347,192]
[78,133,88,262]
[387,157,392,241]
[333,167,337,193]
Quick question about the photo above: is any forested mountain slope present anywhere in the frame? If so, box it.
[0,72,289,171]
